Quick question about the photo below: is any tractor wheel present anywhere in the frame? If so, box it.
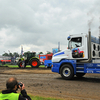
[76,73,85,78]
[60,64,74,80]
[30,58,40,68]
[18,61,26,68]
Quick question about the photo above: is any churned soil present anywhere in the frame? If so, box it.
[0,66,100,100]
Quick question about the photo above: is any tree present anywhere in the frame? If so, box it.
[47,51,52,54]
[9,53,13,57]
[2,52,19,57]
[38,52,43,55]
[13,52,19,57]
[2,53,9,56]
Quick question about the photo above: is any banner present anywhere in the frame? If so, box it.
[52,48,58,54]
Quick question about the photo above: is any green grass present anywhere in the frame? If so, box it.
[39,65,45,68]
[8,65,19,68]
[0,91,60,100]
[1,64,45,68]
[30,95,60,100]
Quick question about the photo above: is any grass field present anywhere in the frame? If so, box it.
[0,64,45,68]
[29,95,61,100]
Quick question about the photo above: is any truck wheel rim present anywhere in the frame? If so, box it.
[63,68,70,77]
[32,61,38,66]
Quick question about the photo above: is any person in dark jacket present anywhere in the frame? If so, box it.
[0,77,31,100]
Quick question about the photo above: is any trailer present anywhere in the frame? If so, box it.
[0,60,11,64]
[51,30,100,79]
[0,56,11,64]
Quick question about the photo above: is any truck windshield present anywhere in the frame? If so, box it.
[68,37,82,49]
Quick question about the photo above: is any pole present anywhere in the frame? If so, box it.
[58,42,60,52]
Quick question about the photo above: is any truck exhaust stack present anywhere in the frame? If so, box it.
[88,30,92,62]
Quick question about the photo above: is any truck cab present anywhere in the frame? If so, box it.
[52,31,100,79]
[52,33,88,62]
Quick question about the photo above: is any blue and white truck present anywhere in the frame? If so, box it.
[51,30,100,79]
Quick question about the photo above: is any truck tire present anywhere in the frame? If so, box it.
[18,61,26,68]
[76,73,85,78]
[60,64,74,80]
[30,58,40,68]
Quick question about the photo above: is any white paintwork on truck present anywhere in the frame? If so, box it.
[52,33,88,63]
[52,49,71,62]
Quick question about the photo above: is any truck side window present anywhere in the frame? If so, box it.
[68,37,82,49]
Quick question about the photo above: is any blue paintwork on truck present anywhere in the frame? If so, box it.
[85,63,100,73]
[52,60,100,75]
[52,59,77,74]
[53,52,65,57]
[76,63,100,74]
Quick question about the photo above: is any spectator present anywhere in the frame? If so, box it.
[0,77,31,100]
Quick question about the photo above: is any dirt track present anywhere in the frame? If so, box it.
[0,67,100,100]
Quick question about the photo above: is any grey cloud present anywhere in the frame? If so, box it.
[0,0,100,54]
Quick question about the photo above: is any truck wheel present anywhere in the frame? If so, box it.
[30,58,40,68]
[76,73,85,78]
[60,64,74,80]
[18,61,26,68]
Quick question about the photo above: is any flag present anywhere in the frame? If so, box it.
[21,45,23,56]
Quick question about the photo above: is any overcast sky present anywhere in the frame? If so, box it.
[0,0,100,55]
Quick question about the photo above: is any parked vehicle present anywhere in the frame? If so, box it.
[0,56,11,64]
[1,59,11,64]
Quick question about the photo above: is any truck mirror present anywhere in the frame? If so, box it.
[67,36,70,40]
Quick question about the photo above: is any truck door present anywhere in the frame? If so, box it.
[68,34,88,59]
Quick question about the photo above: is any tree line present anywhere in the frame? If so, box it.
[2,51,52,57]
